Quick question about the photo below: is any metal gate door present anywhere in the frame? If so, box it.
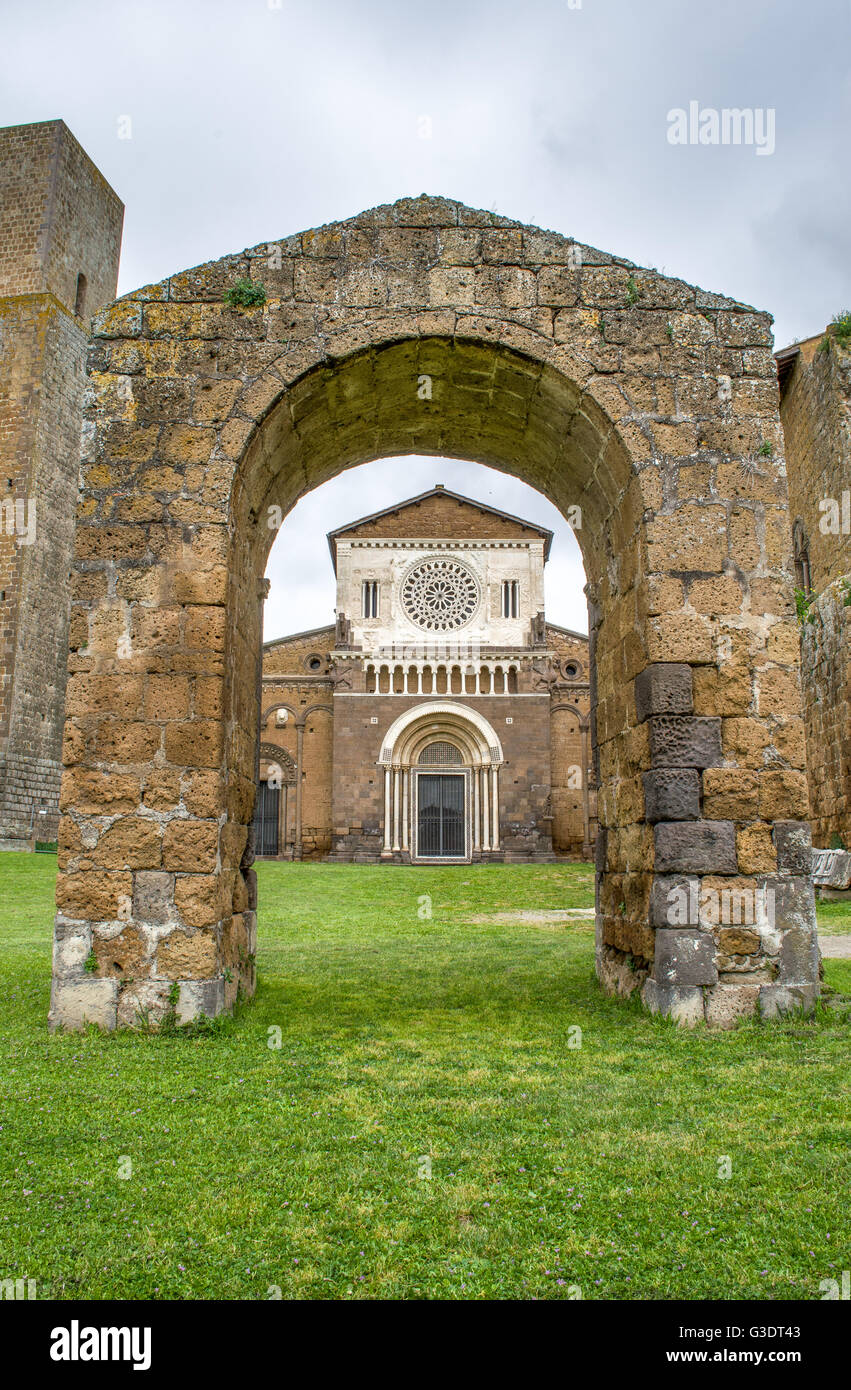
[252,781,280,857]
[417,774,465,858]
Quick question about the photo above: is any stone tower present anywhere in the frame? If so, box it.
[0,120,123,848]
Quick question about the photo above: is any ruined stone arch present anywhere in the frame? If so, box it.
[52,195,818,1031]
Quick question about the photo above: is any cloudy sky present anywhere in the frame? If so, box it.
[3,0,849,636]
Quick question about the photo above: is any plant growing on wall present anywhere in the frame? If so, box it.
[819,310,851,353]
[795,586,817,625]
[224,277,267,308]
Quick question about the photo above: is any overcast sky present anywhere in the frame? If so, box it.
[3,0,849,637]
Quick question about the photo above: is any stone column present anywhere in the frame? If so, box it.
[401,769,409,852]
[581,722,591,859]
[382,768,392,857]
[473,769,481,852]
[491,766,499,850]
[392,768,401,852]
[481,767,490,852]
[293,721,305,861]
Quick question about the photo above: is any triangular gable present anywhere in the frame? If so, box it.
[327,485,552,571]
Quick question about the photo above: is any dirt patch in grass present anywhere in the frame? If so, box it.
[466,908,595,926]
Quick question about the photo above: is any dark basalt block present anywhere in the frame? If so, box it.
[654,820,737,874]
[634,663,693,722]
[649,715,723,769]
[643,768,701,822]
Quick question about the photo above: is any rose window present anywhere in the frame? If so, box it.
[401,559,479,631]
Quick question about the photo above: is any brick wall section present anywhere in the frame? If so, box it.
[780,333,851,845]
[259,673,333,858]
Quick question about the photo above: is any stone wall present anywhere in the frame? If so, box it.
[780,330,851,846]
[0,297,88,843]
[0,120,122,847]
[799,580,851,846]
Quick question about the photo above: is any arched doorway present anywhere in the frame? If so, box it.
[253,742,296,857]
[51,195,818,1030]
[376,702,504,862]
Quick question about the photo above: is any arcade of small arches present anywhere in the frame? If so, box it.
[364,659,520,696]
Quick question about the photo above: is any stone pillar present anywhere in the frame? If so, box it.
[481,767,490,853]
[491,765,499,851]
[581,722,591,859]
[473,769,481,852]
[392,768,401,852]
[382,768,392,857]
[293,721,305,861]
[401,769,409,853]
[630,662,819,1029]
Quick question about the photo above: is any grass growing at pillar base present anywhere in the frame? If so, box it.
[0,855,848,1301]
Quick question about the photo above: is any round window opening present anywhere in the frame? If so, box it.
[565,662,579,679]
[401,558,479,631]
[306,655,323,671]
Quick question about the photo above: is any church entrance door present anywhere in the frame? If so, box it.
[253,781,280,857]
[417,774,465,860]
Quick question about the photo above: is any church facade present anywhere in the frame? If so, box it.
[255,486,595,863]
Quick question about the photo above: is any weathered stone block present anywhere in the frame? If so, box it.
[654,928,718,986]
[704,982,760,1029]
[116,981,173,1028]
[758,983,818,1019]
[133,871,175,924]
[156,927,219,978]
[634,663,693,722]
[642,768,700,822]
[654,820,737,874]
[649,716,723,769]
[52,919,92,976]
[778,925,820,984]
[765,876,817,933]
[641,977,705,1026]
[177,977,226,1023]
[718,927,760,955]
[48,978,118,1031]
[650,874,700,926]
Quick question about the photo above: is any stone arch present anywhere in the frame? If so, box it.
[378,700,504,768]
[52,195,817,1030]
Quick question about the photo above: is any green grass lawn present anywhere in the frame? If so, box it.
[0,853,848,1301]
